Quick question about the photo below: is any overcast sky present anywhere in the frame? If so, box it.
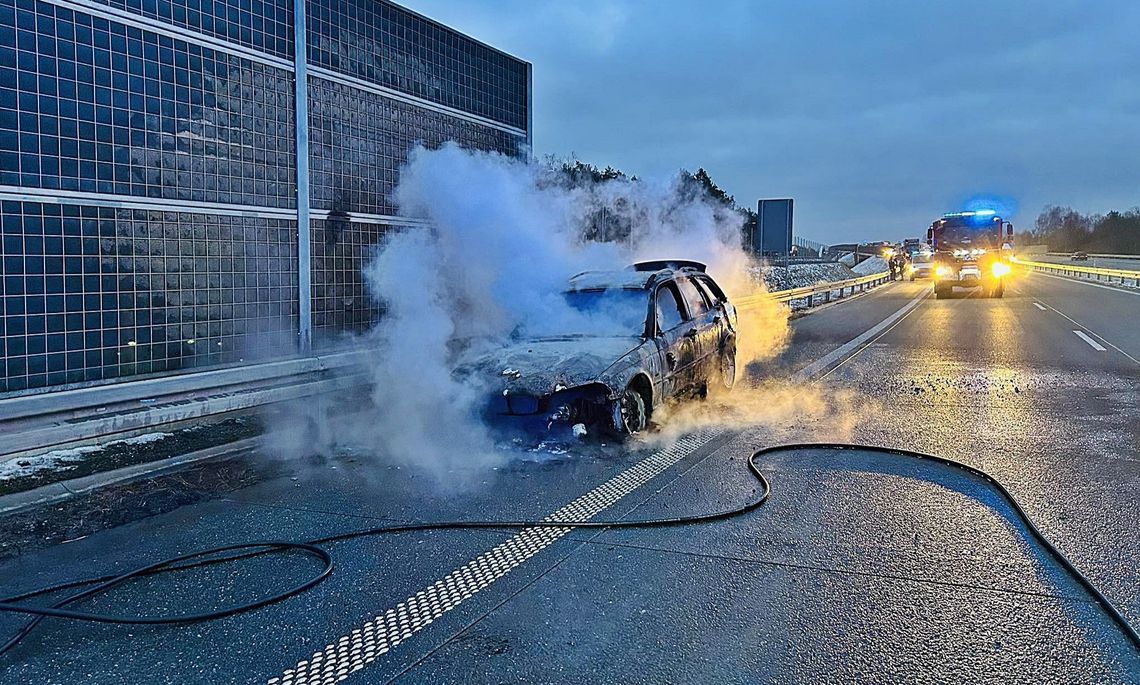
[403,1,1140,244]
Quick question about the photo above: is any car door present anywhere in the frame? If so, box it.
[675,276,720,381]
[652,281,698,397]
[694,273,735,341]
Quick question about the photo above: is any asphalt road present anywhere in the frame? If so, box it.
[1,271,1138,684]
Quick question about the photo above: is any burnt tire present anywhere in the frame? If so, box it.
[714,342,737,394]
[610,385,648,437]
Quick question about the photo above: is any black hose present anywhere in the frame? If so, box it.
[780,443,1140,650]
[0,443,1136,659]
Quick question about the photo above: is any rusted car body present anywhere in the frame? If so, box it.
[463,261,738,436]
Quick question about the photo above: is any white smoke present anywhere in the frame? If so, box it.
[352,143,790,483]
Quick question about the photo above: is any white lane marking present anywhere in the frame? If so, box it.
[1035,300,1140,366]
[268,286,934,684]
[1033,302,1047,311]
[794,288,930,381]
[269,432,713,685]
[1073,330,1107,351]
[1028,270,1140,296]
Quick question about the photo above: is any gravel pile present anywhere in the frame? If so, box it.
[752,262,859,292]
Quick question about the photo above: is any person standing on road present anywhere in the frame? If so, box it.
[889,257,898,281]
[892,252,907,280]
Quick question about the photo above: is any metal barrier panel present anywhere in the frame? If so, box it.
[1014,258,1140,287]
[0,0,532,394]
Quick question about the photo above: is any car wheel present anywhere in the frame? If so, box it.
[610,385,648,436]
[715,342,736,393]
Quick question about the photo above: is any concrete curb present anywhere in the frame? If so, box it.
[0,436,263,516]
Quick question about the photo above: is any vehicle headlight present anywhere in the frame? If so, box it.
[991,261,1011,278]
[935,265,953,278]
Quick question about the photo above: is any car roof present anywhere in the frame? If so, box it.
[567,264,707,291]
[567,270,658,291]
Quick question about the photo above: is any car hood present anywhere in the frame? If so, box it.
[464,336,643,396]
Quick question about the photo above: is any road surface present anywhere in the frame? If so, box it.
[1,270,1138,683]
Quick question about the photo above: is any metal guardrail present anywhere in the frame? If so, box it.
[1045,252,1140,261]
[0,351,365,421]
[0,350,368,460]
[2,272,894,459]
[1014,257,1140,287]
[736,271,893,311]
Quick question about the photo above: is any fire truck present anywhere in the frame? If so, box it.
[927,211,1014,299]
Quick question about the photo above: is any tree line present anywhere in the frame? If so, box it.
[1028,205,1140,254]
[545,156,755,246]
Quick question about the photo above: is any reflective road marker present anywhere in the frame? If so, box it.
[1073,330,1107,351]
[268,285,935,684]
[269,432,713,685]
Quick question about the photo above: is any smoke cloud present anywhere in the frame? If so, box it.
[291,144,816,484]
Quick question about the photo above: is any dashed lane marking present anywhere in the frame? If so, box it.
[794,288,930,381]
[268,431,713,685]
[268,285,937,684]
[1034,299,1138,365]
[1033,302,1047,311]
[1073,330,1107,352]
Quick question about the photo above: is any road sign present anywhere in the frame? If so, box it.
[755,198,794,255]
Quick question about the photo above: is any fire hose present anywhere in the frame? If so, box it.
[0,444,1136,658]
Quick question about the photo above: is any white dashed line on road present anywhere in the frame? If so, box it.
[268,431,713,685]
[1073,330,1107,351]
[795,288,930,381]
[267,287,939,685]
[1033,302,1047,311]
[1034,299,1139,365]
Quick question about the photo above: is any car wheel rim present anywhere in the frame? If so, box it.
[721,352,736,389]
[616,390,644,434]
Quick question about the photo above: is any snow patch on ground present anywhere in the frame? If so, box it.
[852,256,889,275]
[752,262,859,292]
[0,432,172,482]
[120,432,170,445]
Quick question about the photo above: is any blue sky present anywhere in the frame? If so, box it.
[403,1,1140,244]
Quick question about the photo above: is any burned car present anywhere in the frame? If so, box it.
[465,260,738,437]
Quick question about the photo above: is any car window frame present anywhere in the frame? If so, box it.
[694,274,727,303]
[676,276,712,318]
[653,281,690,335]
[691,278,719,306]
